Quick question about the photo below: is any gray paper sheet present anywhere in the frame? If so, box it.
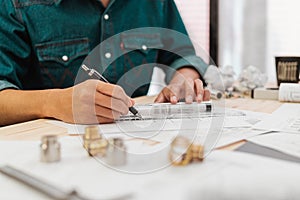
[236,142,300,164]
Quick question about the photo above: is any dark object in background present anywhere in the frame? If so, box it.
[275,57,300,86]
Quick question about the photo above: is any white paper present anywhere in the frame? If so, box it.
[47,106,270,150]
[254,103,300,134]
[48,104,256,136]
[1,138,300,200]
[215,128,270,148]
[186,150,300,200]
[248,132,300,158]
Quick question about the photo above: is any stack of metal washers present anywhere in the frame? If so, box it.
[83,126,108,157]
[83,126,127,166]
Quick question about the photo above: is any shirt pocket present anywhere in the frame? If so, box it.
[120,33,164,68]
[35,38,89,88]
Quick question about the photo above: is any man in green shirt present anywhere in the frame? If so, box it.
[0,0,210,126]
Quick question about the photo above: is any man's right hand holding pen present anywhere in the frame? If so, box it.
[42,66,210,125]
[45,80,134,124]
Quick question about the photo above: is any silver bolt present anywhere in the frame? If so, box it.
[106,138,127,166]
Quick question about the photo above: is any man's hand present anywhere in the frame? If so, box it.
[0,80,133,126]
[46,80,133,124]
[155,68,210,104]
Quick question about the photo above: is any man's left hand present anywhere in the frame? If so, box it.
[155,67,210,104]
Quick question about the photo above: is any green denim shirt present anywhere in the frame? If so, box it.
[0,0,208,97]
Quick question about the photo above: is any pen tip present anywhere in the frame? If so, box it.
[137,113,143,119]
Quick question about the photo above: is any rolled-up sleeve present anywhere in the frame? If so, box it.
[159,0,208,83]
[0,80,19,91]
[0,0,31,91]
[169,55,208,77]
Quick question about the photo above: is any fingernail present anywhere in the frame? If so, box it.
[197,94,203,101]
[171,96,177,102]
[186,95,193,103]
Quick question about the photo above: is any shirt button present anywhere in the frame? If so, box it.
[62,55,69,62]
[105,52,112,59]
[104,14,109,20]
[142,45,148,51]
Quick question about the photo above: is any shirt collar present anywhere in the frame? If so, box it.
[54,0,63,5]
[97,0,116,9]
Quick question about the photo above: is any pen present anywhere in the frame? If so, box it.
[81,64,142,119]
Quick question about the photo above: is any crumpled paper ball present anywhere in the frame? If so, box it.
[237,65,268,90]
[204,65,235,92]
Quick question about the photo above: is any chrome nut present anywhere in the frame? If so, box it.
[106,138,127,166]
[40,135,61,163]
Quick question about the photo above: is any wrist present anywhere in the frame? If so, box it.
[41,88,67,119]
[177,67,200,79]
[169,67,200,85]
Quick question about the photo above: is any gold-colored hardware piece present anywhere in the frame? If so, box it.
[169,136,193,166]
[83,126,108,157]
[169,136,204,166]
[191,144,204,162]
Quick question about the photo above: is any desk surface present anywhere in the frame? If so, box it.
[0,97,283,141]
[2,97,298,200]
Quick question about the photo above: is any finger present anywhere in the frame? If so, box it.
[184,78,195,104]
[95,92,129,115]
[97,116,114,124]
[130,99,135,106]
[166,86,181,104]
[95,105,122,120]
[154,92,166,103]
[194,79,204,103]
[97,82,131,106]
[155,86,180,104]
[203,89,211,101]
[72,103,98,124]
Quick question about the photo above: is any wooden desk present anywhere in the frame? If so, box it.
[0,98,283,141]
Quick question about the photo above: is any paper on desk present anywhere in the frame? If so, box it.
[47,119,205,135]
[214,128,270,148]
[186,150,300,200]
[0,137,169,199]
[48,106,255,135]
[113,127,269,150]
[47,107,270,150]
[1,138,300,200]
[248,132,300,158]
[254,103,300,134]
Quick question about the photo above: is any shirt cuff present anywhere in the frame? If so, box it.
[0,80,19,91]
[165,55,209,84]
